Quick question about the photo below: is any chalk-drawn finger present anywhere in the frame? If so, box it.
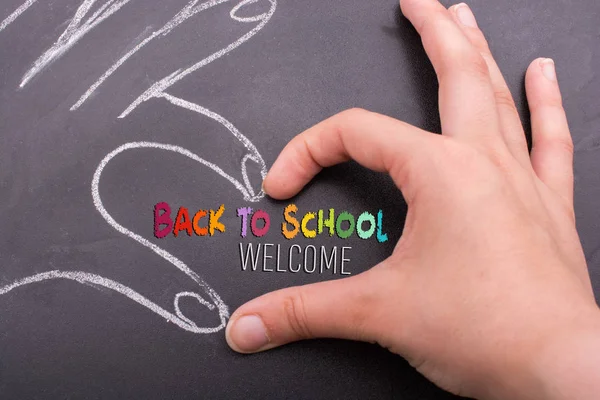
[16,0,137,88]
[157,94,267,201]
[399,0,502,145]
[525,58,574,209]
[0,271,224,334]
[448,3,530,167]
[262,108,436,201]
[117,0,277,118]
[0,0,37,33]
[0,138,264,335]
[226,265,399,353]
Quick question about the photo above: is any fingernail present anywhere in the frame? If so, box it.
[540,58,557,81]
[455,3,478,28]
[227,315,269,352]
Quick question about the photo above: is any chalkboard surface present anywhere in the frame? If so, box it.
[1,0,599,399]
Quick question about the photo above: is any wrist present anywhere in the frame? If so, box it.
[529,314,600,400]
[508,307,600,400]
[472,306,600,400]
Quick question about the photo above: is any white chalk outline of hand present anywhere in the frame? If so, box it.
[0,0,277,335]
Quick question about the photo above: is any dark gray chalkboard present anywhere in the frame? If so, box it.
[0,0,598,399]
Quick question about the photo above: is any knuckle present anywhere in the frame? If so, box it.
[563,202,577,225]
[558,136,574,155]
[442,139,510,180]
[437,49,490,84]
[333,108,371,135]
[535,132,574,156]
[469,30,492,54]
[340,107,370,119]
[293,139,320,178]
[417,14,491,83]
[532,95,564,112]
[282,288,313,339]
[493,88,518,114]
[487,146,516,173]
[478,137,518,172]
[466,52,491,78]
[416,10,436,37]
[545,98,565,111]
[476,36,492,53]
[420,14,455,54]
[546,136,574,155]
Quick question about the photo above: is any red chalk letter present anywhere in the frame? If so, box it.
[154,202,173,239]
[251,210,271,237]
[173,207,193,237]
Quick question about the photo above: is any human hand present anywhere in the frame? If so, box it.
[225,1,600,399]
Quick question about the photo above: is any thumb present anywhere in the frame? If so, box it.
[225,266,395,353]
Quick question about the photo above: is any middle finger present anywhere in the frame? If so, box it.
[449,3,531,168]
[400,0,502,146]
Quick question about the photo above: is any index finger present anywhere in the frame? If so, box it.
[262,108,435,201]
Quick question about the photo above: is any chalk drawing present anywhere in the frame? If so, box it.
[157,93,268,199]
[73,0,276,112]
[0,0,37,33]
[0,271,222,334]
[71,0,230,111]
[0,0,277,334]
[15,0,137,87]
[120,0,276,118]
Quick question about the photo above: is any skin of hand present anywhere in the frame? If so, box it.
[225,1,600,399]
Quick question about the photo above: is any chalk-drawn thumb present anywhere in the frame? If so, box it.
[91,142,232,334]
[225,265,395,352]
[0,271,228,334]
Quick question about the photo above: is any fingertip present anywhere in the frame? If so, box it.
[452,3,478,28]
[526,57,572,206]
[226,312,271,354]
[539,58,557,82]
[260,170,299,200]
[260,167,286,200]
[525,58,540,85]
[260,174,271,197]
[527,58,557,83]
[260,152,308,200]
[526,58,562,107]
[224,315,240,352]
